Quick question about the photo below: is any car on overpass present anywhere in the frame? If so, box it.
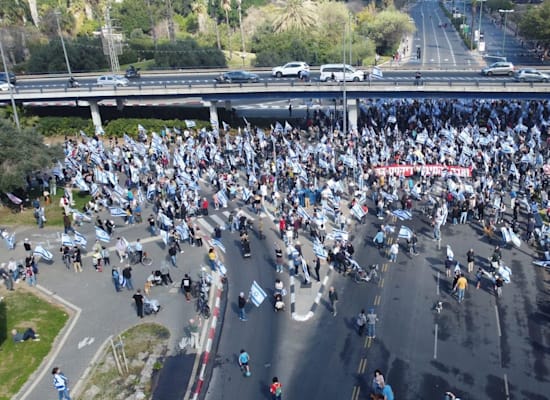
[96,75,129,87]
[215,70,260,83]
[514,68,549,82]
[272,62,310,78]
[481,61,514,76]
[0,72,16,85]
[0,81,15,91]
[124,66,141,79]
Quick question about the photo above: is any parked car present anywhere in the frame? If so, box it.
[0,81,15,91]
[319,64,366,82]
[514,68,549,82]
[0,72,16,85]
[481,61,514,76]
[124,66,141,79]
[96,75,129,87]
[272,62,310,78]
[216,70,260,83]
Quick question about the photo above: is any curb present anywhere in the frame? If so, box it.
[191,286,223,400]
[290,263,334,322]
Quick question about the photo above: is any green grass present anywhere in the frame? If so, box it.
[225,51,257,69]
[0,290,69,400]
[0,189,90,227]
[119,59,156,72]
[81,323,170,399]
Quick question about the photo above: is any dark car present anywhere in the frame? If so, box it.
[124,66,141,79]
[0,72,16,85]
[215,70,260,83]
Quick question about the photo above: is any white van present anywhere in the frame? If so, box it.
[319,64,365,82]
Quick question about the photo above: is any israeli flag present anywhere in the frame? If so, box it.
[371,66,383,79]
[147,185,156,200]
[185,120,196,128]
[249,280,268,307]
[332,228,349,241]
[176,224,189,241]
[5,233,15,250]
[73,231,87,247]
[109,207,127,217]
[216,190,228,207]
[392,210,413,221]
[95,227,111,243]
[297,206,310,221]
[74,175,89,191]
[398,226,413,240]
[318,158,329,170]
[33,245,53,261]
[61,233,75,247]
[160,229,169,246]
[70,209,92,222]
[284,121,292,132]
[351,204,366,220]
[313,240,328,260]
[90,183,99,198]
[209,238,226,253]
[242,187,252,202]
[136,188,145,204]
[160,213,173,228]
[208,168,216,182]
[222,121,230,131]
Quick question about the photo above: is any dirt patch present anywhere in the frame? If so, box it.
[79,323,170,400]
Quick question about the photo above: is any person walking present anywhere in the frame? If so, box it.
[389,243,399,263]
[51,367,72,400]
[356,309,367,336]
[168,243,178,267]
[112,267,121,292]
[63,213,74,234]
[72,247,82,273]
[133,289,144,318]
[239,349,251,376]
[181,274,192,301]
[367,308,378,339]
[160,264,173,286]
[275,246,284,273]
[454,273,468,303]
[122,266,134,290]
[238,292,248,321]
[410,232,419,255]
[475,267,483,289]
[466,248,475,273]
[270,376,283,400]
[328,286,338,316]
[314,256,321,282]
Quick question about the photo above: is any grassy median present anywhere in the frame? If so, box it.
[0,288,69,400]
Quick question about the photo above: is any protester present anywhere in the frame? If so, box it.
[12,328,40,342]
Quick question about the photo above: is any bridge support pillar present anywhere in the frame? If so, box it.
[224,100,232,111]
[347,99,359,131]
[208,100,219,129]
[89,100,102,131]
[116,98,125,111]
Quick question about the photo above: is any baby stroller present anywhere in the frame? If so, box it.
[144,297,160,315]
[274,293,285,312]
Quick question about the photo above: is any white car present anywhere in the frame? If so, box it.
[96,75,129,87]
[0,81,15,91]
[514,68,550,82]
[272,62,310,78]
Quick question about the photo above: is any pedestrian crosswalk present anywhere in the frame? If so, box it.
[194,209,256,236]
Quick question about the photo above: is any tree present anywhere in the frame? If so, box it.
[519,0,550,44]
[154,38,226,68]
[0,119,63,193]
[221,0,232,56]
[0,0,31,25]
[272,0,317,33]
[236,0,245,53]
[27,0,39,26]
[359,8,415,55]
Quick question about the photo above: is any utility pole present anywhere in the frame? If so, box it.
[499,9,514,58]
[0,28,20,132]
[54,10,72,76]
[104,5,120,73]
[342,25,347,136]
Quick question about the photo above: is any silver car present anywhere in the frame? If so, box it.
[96,75,129,87]
[514,68,550,82]
[481,62,514,76]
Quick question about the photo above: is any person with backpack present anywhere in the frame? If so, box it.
[52,367,72,400]
[270,376,283,399]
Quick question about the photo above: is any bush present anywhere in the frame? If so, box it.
[103,118,211,137]
[36,117,95,137]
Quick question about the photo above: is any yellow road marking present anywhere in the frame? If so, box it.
[374,295,381,306]
[357,357,368,374]
[379,278,384,288]
[351,385,360,400]
[382,263,388,272]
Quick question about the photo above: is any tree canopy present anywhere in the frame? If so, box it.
[0,119,63,193]
[519,0,550,44]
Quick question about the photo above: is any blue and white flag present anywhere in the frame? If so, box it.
[332,228,349,241]
[90,183,99,197]
[5,233,15,250]
[61,233,75,247]
[33,245,53,261]
[109,207,127,217]
[146,185,156,201]
[185,120,196,128]
[249,280,268,307]
[74,175,89,191]
[207,168,216,182]
[242,187,252,202]
[313,240,328,260]
[392,209,412,221]
[176,224,189,241]
[73,231,87,247]
[70,209,92,222]
[398,225,413,240]
[95,227,111,243]
[297,206,310,221]
[216,190,228,207]
[136,188,145,204]
[159,213,173,228]
[160,229,169,246]
[284,121,292,132]
[209,238,226,253]
[351,204,366,220]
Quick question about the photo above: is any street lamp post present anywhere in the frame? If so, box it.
[342,25,347,136]
[478,0,486,42]
[54,11,72,77]
[0,28,20,132]
[499,9,514,58]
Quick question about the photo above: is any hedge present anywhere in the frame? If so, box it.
[34,117,211,138]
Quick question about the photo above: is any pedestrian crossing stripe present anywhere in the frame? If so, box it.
[196,218,215,234]
[210,214,226,230]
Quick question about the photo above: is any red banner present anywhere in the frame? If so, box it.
[373,164,472,178]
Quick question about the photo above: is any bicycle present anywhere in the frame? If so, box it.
[197,293,211,318]
[128,250,152,266]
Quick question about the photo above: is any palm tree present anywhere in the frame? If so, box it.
[273,0,317,34]
[221,0,232,58]
[236,0,245,55]
[27,0,39,26]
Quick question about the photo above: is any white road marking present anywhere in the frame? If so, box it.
[433,323,438,359]
[196,218,214,234]
[504,373,510,399]
[436,271,440,295]
[495,305,502,337]
[210,214,226,229]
